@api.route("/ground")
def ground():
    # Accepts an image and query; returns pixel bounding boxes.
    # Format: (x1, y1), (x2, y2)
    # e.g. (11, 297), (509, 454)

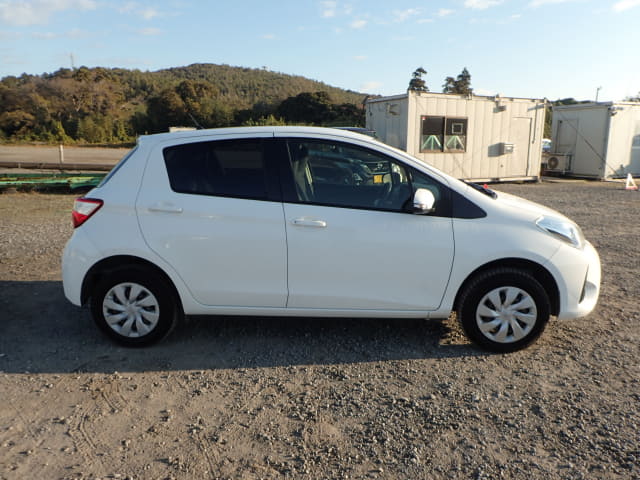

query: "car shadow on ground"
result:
(0, 281), (489, 374)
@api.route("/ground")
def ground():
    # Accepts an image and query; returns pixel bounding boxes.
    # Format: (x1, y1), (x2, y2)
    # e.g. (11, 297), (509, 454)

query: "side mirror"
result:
(412, 188), (436, 214)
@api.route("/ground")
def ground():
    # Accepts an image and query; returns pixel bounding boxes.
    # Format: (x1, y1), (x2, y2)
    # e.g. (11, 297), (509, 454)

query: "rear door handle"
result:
(148, 204), (183, 214)
(292, 218), (327, 228)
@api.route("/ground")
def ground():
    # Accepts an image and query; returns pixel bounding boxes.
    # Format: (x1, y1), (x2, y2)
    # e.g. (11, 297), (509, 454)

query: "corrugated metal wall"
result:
(606, 105), (640, 177)
(366, 95), (409, 151)
(367, 92), (545, 181)
(552, 103), (640, 179)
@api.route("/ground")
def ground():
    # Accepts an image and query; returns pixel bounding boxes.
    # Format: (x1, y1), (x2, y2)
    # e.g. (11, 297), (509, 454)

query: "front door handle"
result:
(292, 218), (327, 228)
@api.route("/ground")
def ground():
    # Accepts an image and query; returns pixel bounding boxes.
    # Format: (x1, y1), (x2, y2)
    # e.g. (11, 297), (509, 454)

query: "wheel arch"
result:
(453, 258), (560, 316)
(80, 255), (183, 313)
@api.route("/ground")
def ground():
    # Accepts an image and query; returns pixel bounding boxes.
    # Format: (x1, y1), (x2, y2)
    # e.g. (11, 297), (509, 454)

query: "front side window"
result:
(164, 139), (267, 199)
(287, 139), (416, 211)
(420, 116), (468, 153)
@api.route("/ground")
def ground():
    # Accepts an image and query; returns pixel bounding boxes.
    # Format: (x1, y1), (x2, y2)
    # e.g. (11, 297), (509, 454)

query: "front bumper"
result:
(548, 240), (601, 320)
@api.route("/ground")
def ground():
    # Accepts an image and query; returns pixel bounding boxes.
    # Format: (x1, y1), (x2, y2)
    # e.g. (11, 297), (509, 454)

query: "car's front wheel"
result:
(90, 267), (180, 346)
(457, 268), (550, 352)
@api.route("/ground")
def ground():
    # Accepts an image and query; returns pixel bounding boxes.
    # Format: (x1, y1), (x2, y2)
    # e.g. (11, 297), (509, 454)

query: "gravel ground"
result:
(0, 180), (638, 480)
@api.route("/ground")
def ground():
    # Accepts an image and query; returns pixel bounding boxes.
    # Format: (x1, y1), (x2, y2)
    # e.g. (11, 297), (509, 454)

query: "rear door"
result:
(278, 136), (455, 311)
(136, 134), (288, 308)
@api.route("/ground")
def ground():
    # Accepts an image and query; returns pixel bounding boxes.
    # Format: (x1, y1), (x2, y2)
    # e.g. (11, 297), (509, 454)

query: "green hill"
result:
(156, 63), (364, 107)
(0, 63), (367, 144)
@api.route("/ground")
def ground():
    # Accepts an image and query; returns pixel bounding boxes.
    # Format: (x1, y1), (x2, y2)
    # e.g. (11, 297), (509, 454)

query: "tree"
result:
(0, 64), (368, 142)
(0, 110), (36, 138)
(442, 76), (456, 94)
(146, 89), (189, 132)
(277, 91), (333, 124)
(408, 67), (428, 92)
(442, 67), (472, 95)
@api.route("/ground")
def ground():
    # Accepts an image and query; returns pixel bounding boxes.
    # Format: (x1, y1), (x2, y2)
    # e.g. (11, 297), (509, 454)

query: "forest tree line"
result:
(0, 63), (367, 144)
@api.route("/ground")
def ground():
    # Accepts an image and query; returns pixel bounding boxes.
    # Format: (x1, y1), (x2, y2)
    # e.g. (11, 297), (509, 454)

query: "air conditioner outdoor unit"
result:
(544, 153), (571, 172)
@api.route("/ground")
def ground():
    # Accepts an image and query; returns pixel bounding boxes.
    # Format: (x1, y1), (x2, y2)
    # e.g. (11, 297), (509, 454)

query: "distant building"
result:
(365, 91), (546, 182)
(546, 102), (640, 179)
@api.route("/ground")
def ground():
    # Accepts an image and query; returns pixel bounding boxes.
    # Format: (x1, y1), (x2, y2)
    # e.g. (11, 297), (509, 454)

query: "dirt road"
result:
(0, 181), (638, 479)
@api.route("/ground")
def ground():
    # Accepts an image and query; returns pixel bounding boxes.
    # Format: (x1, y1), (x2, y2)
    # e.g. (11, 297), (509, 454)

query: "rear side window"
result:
(164, 139), (267, 199)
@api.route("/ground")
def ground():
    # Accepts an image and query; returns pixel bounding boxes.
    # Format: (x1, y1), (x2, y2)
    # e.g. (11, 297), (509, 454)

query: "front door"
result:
(281, 138), (454, 311)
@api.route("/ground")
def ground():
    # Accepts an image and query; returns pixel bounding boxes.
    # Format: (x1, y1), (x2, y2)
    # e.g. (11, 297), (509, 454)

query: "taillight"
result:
(72, 198), (103, 228)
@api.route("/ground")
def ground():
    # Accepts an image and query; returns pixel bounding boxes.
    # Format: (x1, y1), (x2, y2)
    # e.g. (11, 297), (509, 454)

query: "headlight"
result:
(536, 216), (585, 249)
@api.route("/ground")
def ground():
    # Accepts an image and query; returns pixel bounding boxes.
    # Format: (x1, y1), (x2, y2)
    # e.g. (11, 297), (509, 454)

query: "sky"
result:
(0, 0), (639, 102)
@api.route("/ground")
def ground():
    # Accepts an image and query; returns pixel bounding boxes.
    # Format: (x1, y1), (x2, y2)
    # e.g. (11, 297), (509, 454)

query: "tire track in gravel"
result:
(189, 416), (219, 477)
(66, 376), (130, 474)
(98, 377), (129, 414)
(67, 401), (104, 472)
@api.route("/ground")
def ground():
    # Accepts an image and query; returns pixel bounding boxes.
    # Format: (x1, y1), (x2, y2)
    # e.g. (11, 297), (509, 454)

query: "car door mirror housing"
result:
(413, 188), (436, 214)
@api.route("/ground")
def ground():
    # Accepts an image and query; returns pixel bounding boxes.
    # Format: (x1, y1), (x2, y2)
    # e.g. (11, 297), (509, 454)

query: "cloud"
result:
(528, 0), (576, 7)
(393, 8), (422, 22)
(118, 2), (137, 14)
(353, 55), (367, 61)
(116, 2), (164, 21)
(139, 7), (159, 20)
(262, 33), (276, 40)
(417, 18), (434, 24)
(437, 8), (454, 16)
(350, 19), (367, 29)
(30, 28), (88, 38)
(0, 30), (22, 40)
(464, 0), (503, 8)
(31, 31), (57, 39)
(613, 0), (640, 11)
(320, 1), (337, 18)
(0, 0), (97, 26)
(361, 81), (382, 92)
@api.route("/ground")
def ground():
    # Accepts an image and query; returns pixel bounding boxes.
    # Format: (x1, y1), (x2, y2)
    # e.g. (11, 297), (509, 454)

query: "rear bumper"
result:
(62, 228), (98, 306)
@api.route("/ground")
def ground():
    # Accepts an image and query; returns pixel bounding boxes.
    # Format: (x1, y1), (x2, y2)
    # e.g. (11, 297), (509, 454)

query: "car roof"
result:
(137, 126), (375, 145)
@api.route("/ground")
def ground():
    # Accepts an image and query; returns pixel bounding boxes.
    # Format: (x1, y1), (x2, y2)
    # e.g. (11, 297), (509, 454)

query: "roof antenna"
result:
(187, 112), (204, 130)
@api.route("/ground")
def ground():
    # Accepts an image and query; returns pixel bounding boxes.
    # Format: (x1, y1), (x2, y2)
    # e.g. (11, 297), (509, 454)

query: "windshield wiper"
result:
(465, 181), (497, 199)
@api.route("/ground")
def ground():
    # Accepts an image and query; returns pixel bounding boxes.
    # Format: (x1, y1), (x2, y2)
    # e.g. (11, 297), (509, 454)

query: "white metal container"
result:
(551, 102), (640, 179)
(366, 91), (546, 182)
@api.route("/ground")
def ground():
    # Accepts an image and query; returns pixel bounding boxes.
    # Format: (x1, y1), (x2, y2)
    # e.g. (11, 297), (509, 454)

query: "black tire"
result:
(457, 268), (550, 353)
(90, 267), (180, 347)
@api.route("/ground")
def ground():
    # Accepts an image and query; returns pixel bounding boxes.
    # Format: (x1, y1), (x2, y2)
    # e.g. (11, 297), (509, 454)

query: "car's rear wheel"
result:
(90, 267), (179, 346)
(457, 268), (550, 352)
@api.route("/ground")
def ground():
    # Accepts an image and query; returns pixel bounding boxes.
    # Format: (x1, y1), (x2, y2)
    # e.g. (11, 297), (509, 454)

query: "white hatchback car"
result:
(62, 127), (600, 352)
